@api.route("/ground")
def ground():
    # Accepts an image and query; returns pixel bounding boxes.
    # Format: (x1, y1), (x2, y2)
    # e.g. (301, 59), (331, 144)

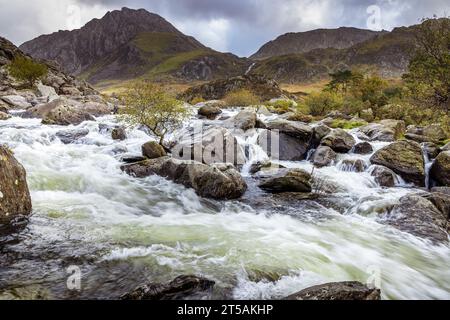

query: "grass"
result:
(132, 32), (178, 54)
(329, 119), (368, 130)
(146, 50), (209, 77)
(281, 80), (328, 94)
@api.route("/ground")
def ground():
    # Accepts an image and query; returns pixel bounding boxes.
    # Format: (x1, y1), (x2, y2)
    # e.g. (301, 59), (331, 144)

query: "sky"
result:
(0, 0), (448, 57)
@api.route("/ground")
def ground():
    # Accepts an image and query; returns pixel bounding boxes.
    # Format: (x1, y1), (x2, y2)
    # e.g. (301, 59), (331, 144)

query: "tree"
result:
(327, 70), (364, 94)
(119, 81), (191, 146)
(7, 56), (48, 88)
(303, 91), (343, 116)
(403, 17), (450, 110)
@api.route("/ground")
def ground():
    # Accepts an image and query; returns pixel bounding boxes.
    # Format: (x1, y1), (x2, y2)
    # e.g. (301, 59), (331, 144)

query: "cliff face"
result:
(251, 27), (385, 60)
(20, 7), (250, 84)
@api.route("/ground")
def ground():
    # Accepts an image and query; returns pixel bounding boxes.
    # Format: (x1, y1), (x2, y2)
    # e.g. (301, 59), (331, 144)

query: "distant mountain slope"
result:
(250, 23), (421, 83)
(20, 7), (250, 84)
(251, 27), (385, 60)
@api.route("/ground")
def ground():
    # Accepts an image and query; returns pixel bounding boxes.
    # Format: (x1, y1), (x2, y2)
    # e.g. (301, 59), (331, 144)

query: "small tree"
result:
(223, 89), (261, 107)
(403, 17), (450, 110)
(303, 91), (344, 116)
(7, 56), (48, 88)
(119, 81), (191, 146)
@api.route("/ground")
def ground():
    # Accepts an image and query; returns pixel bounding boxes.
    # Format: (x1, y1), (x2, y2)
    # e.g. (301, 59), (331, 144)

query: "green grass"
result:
(147, 50), (209, 77)
(132, 32), (178, 54)
(330, 119), (368, 130)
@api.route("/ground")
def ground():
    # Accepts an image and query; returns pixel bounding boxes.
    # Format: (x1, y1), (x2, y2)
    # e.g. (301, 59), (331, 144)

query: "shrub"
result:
(223, 89), (261, 107)
(7, 56), (48, 88)
(376, 103), (449, 128)
(329, 119), (368, 130)
(304, 91), (343, 116)
(190, 96), (205, 105)
(119, 81), (191, 146)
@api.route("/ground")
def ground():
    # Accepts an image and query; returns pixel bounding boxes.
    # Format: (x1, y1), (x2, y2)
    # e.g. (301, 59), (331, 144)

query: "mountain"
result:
(251, 27), (385, 60)
(249, 24), (421, 83)
(20, 7), (250, 85)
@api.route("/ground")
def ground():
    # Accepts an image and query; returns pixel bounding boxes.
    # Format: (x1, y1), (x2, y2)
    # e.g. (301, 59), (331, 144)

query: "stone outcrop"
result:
(122, 157), (247, 200)
(320, 129), (356, 153)
(259, 169), (312, 193)
(285, 282), (381, 300)
(430, 151), (450, 187)
(0, 145), (32, 224)
(370, 140), (425, 186)
(359, 120), (406, 142)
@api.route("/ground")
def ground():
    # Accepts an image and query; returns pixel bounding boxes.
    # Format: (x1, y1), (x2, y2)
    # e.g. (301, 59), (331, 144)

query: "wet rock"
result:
(111, 127), (127, 141)
(353, 142), (373, 155)
(122, 157), (247, 200)
(265, 119), (313, 141)
(82, 101), (113, 116)
(431, 187), (450, 196)
(369, 165), (397, 188)
(228, 109), (257, 131)
(55, 128), (89, 144)
(41, 104), (95, 126)
(418, 192), (450, 220)
(430, 151), (450, 187)
(359, 120), (405, 142)
(311, 146), (336, 168)
(0, 145), (32, 224)
(422, 142), (440, 159)
(259, 169), (312, 193)
(441, 142), (450, 152)
(311, 125), (332, 147)
(121, 275), (215, 300)
(320, 128), (356, 153)
(340, 159), (366, 172)
(386, 195), (448, 243)
(0, 111), (11, 120)
(198, 104), (222, 119)
(285, 282), (381, 300)
(406, 124), (447, 143)
(1, 95), (31, 109)
(0, 99), (9, 113)
(121, 155), (147, 164)
(142, 141), (167, 159)
(258, 129), (309, 161)
(173, 127), (245, 167)
(370, 140), (425, 187)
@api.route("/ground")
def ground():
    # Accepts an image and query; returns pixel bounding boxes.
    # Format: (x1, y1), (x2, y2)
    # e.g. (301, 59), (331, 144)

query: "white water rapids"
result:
(0, 110), (449, 300)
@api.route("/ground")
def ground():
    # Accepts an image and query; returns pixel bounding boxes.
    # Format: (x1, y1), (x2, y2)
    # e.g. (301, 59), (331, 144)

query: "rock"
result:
(198, 104), (222, 119)
(36, 83), (59, 102)
(430, 151), (450, 187)
(55, 128), (89, 144)
(339, 159), (366, 172)
(265, 119), (313, 140)
(441, 142), (450, 152)
(370, 140), (425, 187)
(311, 146), (336, 168)
(82, 101), (113, 116)
(422, 142), (440, 159)
(326, 110), (351, 120)
(359, 120), (405, 142)
(173, 127), (246, 167)
(320, 129), (356, 153)
(259, 169), (312, 193)
(406, 124), (447, 143)
(41, 104), (95, 126)
(369, 165), (397, 188)
(431, 187), (450, 196)
(249, 161), (284, 174)
(360, 108), (374, 122)
(121, 155), (147, 164)
(142, 141), (167, 159)
(0, 111), (11, 120)
(353, 142), (373, 155)
(418, 192), (450, 220)
(285, 282), (381, 300)
(386, 195), (448, 243)
(0, 145), (32, 224)
(0, 99), (9, 113)
(258, 129), (309, 161)
(111, 127), (127, 141)
(60, 86), (81, 96)
(311, 125), (332, 147)
(122, 157), (247, 200)
(228, 109), (257, 131)
(121, 275), (215, 300)
(23, 98), (67, 118)
(1, 95), (31, 109)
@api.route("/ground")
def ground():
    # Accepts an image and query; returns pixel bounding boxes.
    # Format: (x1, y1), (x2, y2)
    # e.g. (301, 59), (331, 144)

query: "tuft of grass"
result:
(330, 119), (368, 130)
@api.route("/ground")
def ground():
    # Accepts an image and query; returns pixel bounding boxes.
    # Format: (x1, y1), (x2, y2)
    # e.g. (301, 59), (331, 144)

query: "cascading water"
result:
(0, 112), (449, 300)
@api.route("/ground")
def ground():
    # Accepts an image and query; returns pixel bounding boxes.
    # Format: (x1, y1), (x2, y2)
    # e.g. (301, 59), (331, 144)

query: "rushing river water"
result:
(0, 110), (449, 300)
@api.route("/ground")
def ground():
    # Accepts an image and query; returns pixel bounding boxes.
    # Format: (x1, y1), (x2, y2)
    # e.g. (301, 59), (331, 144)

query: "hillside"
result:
(20, 7), (250, 85)
(249, 23), (422, 83)
(251, 27), (385, 60)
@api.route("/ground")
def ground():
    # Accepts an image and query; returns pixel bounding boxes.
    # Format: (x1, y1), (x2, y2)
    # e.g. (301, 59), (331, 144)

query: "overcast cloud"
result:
(0, 0), (448, 56)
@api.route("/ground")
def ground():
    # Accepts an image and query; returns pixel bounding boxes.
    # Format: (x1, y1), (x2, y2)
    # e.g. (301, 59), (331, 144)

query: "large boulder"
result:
(121, 275), (215, 300)
(370, 140), (425, 186)
(198, 104), (222, 119)
(122, 157), (247, 200)
(1, 95), (31, 109)
(0, 145), (32, 224)
(285, 282), (380, 300)
(142, 141), (167, 159)
(258, 129), (309, 161)
(359, 120), (405, 142)
(0, 111), (11, 120)
(82, 102), (113, 116)
(386, 195), (448, 243)
(406, 124), (447, 144)
(320, 129), (356, 153)
(353, 142), (373, 155)
(173, 127), (246, 167)
(430, 151), (450, 187)
(265, 119), (313, 141)
(339, 159), (366, 173)
(55, 128), (89, 144)
(226, 109), (257, 131)
(311, 146), (336, 168)
(311, 125), (332, 147)
(369, 165), (397, 188)
(111, 127), (127, 141)
(41, 104), (95, 126)
(259, 169), (312, 193)
(36, 83), (59, 102)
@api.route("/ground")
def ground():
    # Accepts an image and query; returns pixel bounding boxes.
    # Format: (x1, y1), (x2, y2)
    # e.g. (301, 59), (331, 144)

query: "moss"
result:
(438, 139), (450, 147)
(146, 50), (209, 77)
(330, 119), (368, 130)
